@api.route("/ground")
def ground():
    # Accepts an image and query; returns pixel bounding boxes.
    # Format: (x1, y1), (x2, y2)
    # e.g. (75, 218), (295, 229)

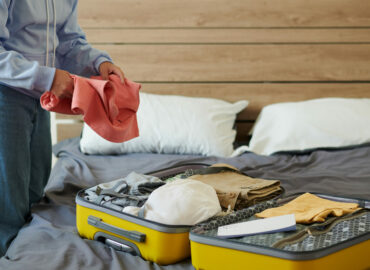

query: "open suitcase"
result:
(76, 162), (284, 265)
(190, 194), (370, 270)
(76, 163), (208, 265)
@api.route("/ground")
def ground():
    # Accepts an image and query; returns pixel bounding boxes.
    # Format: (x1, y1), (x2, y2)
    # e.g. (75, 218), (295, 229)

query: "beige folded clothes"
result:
(256, 192), (361, 224)
(188, 163), (282, 210)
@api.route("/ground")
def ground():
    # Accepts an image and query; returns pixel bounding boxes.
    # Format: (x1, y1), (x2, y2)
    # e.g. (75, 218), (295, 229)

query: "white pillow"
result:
(247, 98), (370, 155)
(80, 92), (248, 157)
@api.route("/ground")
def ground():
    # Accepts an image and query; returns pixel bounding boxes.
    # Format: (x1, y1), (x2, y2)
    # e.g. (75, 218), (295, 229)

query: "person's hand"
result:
(50, 69), (74, 98)
(99, 61), (125, 83)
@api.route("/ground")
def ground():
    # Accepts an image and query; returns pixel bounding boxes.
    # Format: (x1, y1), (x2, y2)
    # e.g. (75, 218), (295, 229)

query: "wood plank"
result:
(55, 113), (83, 120)
(85, 28), (370, 44)
(57, 123), (83, 142)
(55, 82), (370, 142)
(94, 44), (370, 82)
(55, 83), (370, 121)
(235, 122), (254, 142)
(140, 83), (370, 120)
(78, 0), (370, 28)
(55, 121), (251, 143)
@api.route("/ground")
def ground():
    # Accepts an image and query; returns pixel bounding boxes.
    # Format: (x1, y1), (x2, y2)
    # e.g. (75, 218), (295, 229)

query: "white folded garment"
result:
(140, 179), (222, 225)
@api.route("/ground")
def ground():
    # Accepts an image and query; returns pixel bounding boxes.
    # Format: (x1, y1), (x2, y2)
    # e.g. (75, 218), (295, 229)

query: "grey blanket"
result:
(1, 137), (369, 270)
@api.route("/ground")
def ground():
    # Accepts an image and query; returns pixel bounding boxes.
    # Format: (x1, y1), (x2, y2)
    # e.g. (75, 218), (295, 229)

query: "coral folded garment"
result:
(256, 193), (361, 224)
(40, 75), (140, 143)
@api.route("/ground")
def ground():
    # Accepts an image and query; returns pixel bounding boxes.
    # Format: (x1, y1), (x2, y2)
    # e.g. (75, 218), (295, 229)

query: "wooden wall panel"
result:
(235, 122), (254, 142)
(54, 0), (370, 143)
(78, 0), (370, 27)
(56, 114), (82, 120)
(84, 29), (370, 44)
(95, 44), (370, 82)
(56, 83), (370, 121)
(56, 123), (83, 142)
(55, 118), (254, 143)
(139, 83), (370, 120)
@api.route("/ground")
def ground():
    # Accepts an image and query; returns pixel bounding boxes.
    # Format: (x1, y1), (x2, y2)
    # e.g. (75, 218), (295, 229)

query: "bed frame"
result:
(53, 0), (370, 144)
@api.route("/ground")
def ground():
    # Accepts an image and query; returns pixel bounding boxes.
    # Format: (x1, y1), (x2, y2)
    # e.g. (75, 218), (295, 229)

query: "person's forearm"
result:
(0, 47), (55, 92)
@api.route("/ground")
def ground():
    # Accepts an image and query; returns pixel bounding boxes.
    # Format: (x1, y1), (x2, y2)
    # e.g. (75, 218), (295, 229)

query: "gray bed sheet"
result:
(1, 137), (369, 270)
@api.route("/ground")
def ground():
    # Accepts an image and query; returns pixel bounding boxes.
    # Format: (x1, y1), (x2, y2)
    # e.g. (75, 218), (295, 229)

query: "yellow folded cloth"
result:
(255, 193), (360, 224)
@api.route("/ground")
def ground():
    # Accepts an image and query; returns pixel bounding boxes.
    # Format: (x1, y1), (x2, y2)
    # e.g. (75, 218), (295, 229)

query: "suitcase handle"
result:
(105, 238), (135, 253)
(88, 215), (146, 242)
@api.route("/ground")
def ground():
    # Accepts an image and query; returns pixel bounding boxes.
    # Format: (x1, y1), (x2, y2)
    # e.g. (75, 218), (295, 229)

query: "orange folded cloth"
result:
(40, 75), (140, 143)
(256, 193), (360, 224)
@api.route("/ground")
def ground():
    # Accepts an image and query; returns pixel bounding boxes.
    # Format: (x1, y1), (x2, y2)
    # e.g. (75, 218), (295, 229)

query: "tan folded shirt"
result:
(256, 192), (361, 224)
(188, 163), (282, 210)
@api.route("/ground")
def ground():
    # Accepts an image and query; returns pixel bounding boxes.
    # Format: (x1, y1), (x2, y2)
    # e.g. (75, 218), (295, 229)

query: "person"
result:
(0, 0), (125, 256)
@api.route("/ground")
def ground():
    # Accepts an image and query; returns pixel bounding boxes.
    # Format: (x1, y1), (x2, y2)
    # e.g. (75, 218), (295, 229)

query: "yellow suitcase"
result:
(76, 163), (207, 265)
(190, 194), (370, 270)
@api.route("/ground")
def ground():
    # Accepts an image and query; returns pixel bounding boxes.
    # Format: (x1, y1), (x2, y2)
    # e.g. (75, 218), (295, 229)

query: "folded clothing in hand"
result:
(256, 192), (361, 223)
(40, 74), (140, 143)
(186, 163), (282, 210)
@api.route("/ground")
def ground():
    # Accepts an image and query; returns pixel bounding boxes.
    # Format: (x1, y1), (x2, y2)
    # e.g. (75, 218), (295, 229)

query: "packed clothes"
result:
(84, 172), (165, 211)
(137, 179), (222, 225)
(82, 164), (285, 225)
(185, 163), (282, 210)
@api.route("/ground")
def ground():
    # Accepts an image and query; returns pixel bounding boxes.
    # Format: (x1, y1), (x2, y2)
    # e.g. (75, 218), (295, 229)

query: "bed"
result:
(1, 0), (370, 269)
(1, 137), (369, 270)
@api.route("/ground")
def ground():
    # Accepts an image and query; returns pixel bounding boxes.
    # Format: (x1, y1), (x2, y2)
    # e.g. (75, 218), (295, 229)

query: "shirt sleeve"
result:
(0, 0), (55, 93)
(56, 0), (113, 77)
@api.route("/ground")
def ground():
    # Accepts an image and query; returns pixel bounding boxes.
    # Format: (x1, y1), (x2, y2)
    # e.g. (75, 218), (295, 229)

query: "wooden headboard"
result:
(53, 0), (370, 144)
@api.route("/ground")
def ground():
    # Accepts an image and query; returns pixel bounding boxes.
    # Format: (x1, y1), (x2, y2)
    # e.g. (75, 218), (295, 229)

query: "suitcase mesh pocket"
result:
(283, 211), (370, 251)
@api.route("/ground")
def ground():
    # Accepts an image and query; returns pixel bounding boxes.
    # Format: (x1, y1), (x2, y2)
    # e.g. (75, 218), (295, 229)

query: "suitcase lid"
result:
(190, 194), (370, 261)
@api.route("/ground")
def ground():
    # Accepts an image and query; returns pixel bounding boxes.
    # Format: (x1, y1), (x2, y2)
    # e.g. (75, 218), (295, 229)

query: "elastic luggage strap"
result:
(182, 166), (244, 178)
(191, 199), (278, 233)
(272, 208), (370, 249)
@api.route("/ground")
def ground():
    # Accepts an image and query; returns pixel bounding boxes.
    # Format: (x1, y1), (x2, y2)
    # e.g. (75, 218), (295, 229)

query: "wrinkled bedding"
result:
(1, 137), (369, 270)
